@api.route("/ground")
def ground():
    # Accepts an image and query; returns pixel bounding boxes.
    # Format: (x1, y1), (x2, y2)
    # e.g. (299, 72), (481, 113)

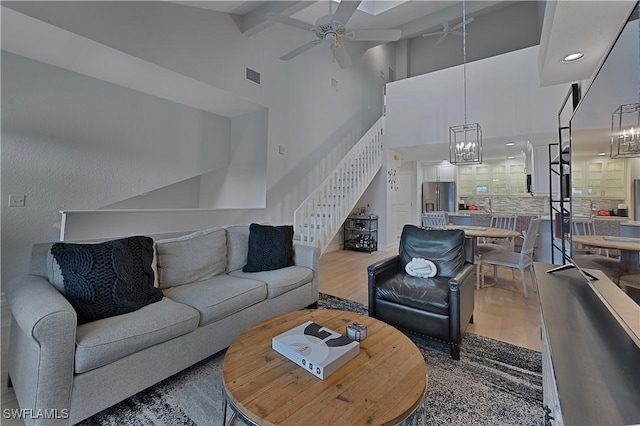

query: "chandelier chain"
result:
(463, 0), (467, 126)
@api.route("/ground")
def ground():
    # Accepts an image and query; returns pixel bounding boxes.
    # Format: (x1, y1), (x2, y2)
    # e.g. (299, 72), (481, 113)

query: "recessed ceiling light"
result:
(562, 52), (584, 63)
(598, 152), (606, 156)
(505, 142), (515, 146)
(507, 156), (515, 159)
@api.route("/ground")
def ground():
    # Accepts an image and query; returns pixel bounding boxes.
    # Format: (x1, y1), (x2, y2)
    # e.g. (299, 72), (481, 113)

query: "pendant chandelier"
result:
(449, 0), (482, 165)
(610, 8), (640, 158)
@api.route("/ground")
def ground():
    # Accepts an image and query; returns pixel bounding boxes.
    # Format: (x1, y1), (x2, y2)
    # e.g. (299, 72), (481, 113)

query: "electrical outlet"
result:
(8, 195), (26, 207)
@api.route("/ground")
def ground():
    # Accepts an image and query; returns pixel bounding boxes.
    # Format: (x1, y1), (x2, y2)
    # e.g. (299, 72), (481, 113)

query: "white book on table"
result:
(272, 321), (360, 379)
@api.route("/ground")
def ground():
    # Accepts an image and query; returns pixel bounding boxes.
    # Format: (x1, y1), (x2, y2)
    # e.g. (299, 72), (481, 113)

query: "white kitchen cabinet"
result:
(457, 162), (526, 195)
(458, 167), (473, 196)
(572, 158), (626, 198)
(436, 164), (456, 181)
(422, 164), (456, 182)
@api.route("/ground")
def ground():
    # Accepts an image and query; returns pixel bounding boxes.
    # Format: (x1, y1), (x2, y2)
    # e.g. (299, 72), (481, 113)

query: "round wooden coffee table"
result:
(222, 309), (428, 425)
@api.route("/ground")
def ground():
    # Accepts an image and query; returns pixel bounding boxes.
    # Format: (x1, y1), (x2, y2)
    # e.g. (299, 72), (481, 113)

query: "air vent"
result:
(330, 77), (339, 89)
(245, 67), (261, 85)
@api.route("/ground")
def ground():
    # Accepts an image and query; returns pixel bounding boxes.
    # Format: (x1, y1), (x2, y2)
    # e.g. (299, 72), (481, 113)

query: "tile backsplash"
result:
(460, 196), (627, 217)
(460, 196), (549, 214)
(571, 198), (626, 217)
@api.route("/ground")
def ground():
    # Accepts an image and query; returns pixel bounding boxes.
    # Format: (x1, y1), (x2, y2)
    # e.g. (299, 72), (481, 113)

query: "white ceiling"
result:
(171, 0), (635, 86)
(3, 0), (637, 160)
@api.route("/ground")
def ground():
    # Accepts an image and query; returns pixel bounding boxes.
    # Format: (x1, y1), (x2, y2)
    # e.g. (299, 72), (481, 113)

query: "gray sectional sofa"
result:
(6, 224), (319, 425)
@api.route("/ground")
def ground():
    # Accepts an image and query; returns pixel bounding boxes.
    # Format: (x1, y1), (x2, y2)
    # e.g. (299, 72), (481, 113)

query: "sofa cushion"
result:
(243, 224), (295, 272)
(48, 241), (161, 290)
(374, 272), (450, 316)
(225, 224), (250, 272)
(162, 275), (267, 326)
(229, 266), (313, 299)
(74, 297), (199, 373)
(50, 236), (163, 325)
(156, 227), (227, 288)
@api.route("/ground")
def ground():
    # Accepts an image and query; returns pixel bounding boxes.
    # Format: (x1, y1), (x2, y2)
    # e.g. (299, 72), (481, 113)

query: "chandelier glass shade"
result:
(611, 7), (640, 159)
(611, 103), (640, 158)
(449, 0), (482, 165)
(450, 123), (482, 164)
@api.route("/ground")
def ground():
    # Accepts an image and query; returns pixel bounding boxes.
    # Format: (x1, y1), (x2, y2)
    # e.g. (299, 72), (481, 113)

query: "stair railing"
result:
(294, 116), (384, 253)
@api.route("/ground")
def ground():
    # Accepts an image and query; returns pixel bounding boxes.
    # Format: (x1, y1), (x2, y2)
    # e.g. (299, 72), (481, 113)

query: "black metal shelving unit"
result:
(549, 83), (580, 264)
(343, 215), (378, 253)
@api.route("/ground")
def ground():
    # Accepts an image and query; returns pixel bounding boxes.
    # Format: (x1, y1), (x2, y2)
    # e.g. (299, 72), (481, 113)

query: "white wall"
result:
(407, 2), (542, 78)
(1, 52), (233, 288)
(386, 46), (567, 149)
(104, 177), (202, 209)
(0, 3), (394, 287)
(200, 108), (269, 209)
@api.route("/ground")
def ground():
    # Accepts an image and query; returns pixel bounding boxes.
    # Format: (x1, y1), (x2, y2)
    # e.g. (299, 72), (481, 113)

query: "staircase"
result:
(293, 116), (384, 254)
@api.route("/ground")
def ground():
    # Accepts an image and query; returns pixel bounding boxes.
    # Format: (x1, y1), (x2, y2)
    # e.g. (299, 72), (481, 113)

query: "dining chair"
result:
(572, 218), (602, 255)
(619, 274), (640, 295)
(421, 212), (448, 230)
(477, 214), (518, 254)
(481, 218), (541, 298)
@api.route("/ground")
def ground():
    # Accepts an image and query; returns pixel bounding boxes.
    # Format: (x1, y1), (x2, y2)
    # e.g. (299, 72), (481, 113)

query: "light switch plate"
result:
(8, 195), (26, 207)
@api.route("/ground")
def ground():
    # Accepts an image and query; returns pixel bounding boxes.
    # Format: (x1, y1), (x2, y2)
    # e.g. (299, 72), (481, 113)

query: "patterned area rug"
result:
(79, 294), (543, 425)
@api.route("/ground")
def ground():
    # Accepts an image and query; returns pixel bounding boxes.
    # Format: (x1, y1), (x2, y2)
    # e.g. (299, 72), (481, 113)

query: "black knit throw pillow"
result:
(243, 224), (295, 272)
(51, 236), (163, 325)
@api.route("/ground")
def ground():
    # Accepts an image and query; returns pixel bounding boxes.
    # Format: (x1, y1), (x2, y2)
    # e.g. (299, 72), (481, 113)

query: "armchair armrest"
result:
(448, 263), (476, 344)
(367, 255), (400, 316)
(6, 275), (77, 425)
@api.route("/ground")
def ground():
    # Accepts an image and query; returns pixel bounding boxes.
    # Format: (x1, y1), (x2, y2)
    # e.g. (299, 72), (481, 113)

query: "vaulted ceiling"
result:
(2, 0), (637, 162)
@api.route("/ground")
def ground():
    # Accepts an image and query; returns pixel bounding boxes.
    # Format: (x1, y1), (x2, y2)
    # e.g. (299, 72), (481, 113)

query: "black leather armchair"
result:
(368, 225), (475, 360)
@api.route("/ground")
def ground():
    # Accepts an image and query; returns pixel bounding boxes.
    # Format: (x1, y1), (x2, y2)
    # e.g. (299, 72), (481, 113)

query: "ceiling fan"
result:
(422, 17), (475, 45)
(266, 0), (401, 69)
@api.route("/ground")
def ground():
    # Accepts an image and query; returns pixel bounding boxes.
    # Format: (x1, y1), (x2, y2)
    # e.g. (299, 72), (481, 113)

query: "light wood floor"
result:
(319, 248), (542, 352)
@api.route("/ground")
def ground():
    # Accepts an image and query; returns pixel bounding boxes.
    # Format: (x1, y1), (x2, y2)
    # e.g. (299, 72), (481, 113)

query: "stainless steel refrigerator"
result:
(422, 181), (456, 213)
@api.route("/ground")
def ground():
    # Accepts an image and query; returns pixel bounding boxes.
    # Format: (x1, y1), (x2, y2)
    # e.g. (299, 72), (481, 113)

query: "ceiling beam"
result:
(233, 1), (316, 37)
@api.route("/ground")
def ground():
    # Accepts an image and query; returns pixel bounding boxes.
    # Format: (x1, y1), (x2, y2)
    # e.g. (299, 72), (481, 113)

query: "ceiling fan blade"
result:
(332, 0), (361, 26)
(451, 17), (474, 31)
(266, 12), (315, 32)
(422, 31), (446, 37)
(345, 29), (401, 42)
(280, 40), (321, 60)
(435, 33), (448, 45)
(331, 42), (353, 69)
(450, 31), (463, 36)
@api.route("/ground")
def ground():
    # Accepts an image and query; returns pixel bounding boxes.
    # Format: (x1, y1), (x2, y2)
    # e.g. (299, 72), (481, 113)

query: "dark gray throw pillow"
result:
(50, 236), (163, 325)
(243, 224), (295, 272)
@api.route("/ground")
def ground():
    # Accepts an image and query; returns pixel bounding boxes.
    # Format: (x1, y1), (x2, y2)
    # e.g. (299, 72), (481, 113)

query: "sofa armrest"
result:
(367, 255), (400, 317)
(6, 275), (77, 426)
(293, 243), (319, 270)
(293, 244), (320, 301)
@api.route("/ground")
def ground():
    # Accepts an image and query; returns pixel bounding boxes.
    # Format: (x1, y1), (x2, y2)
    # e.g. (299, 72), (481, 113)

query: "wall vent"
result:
(245, 67), (261, 85)
(330, 77), (339, 89)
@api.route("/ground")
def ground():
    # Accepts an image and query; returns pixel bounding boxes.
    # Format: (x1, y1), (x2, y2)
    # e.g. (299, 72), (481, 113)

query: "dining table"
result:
(446, 224), (522, 240)
(446, 225), (522, 288)
(571, 235), (640, 275)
